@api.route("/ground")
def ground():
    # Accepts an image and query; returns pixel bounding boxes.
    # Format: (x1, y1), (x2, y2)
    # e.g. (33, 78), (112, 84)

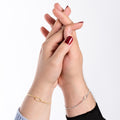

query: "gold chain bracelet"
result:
(27, 93), (51, 105)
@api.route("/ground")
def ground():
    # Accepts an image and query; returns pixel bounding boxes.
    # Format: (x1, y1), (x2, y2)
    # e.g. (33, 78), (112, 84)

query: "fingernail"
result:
(66, 5), (69, 8)
(65, 36), (73, 45)
(78, 21), (84, 23)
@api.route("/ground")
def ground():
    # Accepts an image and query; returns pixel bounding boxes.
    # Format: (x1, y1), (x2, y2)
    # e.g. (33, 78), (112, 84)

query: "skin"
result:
(41, 3), (96, 117)
(20, 3), (96, 120)
(20, 8), (83, 120)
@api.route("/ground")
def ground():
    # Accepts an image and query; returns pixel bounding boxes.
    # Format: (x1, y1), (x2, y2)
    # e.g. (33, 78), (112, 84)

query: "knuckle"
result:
(50, 59), (58, 67)
(41, 42), (49, 54)
(64, 26), (71, 32)
(42, 42), (47, 50)
(60, 44), (67, 51)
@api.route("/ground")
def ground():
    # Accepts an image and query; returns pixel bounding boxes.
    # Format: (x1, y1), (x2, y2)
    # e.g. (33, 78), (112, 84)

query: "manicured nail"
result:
(78, 21), (84, 23)
(65, 36), (73, 45)
(66, 5), (69, 8)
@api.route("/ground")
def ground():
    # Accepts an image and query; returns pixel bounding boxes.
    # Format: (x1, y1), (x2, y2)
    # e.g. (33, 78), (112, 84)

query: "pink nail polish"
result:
(65, 36), (73, 45)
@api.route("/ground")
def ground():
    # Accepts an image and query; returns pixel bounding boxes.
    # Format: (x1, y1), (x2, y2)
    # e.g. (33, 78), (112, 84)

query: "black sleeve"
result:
(66, 103), (105, 120)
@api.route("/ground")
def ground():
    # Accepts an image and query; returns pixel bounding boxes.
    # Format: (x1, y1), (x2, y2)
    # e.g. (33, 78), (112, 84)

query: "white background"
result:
(0, 0), (120, 120)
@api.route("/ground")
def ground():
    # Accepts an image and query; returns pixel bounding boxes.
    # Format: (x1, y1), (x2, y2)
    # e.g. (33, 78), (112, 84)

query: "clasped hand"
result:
(34, 3), (84, 91)
(20, 3), (96, 120)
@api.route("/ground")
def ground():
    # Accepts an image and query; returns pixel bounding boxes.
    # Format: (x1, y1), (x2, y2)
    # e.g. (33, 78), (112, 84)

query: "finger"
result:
(71, 22), (84, 30)
(52, 21), (82, 62)
(47, 22), (82, 45)
(40, 26), (50, 38)
(44, 28), (64, 55)
(42, 6), (75, 38)
(53, 8), (73, 25)
(44, 22), (82, 57)
(54, 3), (63, 11)
(46, 4), (71, 39)
(43, 3), (66, 28)
(40, 27), (49, 37)
(64, 22), (84, 39)
(44, 14), (56, 27)
(54, 3), (71, 16)
(52, 36), (73, 63)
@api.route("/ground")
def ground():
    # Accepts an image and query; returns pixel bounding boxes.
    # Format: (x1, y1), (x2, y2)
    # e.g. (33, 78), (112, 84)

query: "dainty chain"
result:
(65, 90), (91, 110)
(27, 94), (51, 104)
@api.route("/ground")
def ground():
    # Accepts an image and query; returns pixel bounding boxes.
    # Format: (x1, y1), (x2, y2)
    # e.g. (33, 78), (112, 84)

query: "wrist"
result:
(28, 79), (55, 101)
(60, 78), (89, 106)
(60, 75), (85, 93)
(60, 77), (96, 117)
(20, 79), (54, 120)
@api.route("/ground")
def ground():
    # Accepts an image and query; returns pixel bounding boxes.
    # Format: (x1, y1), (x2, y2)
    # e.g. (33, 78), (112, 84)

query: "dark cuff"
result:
(66, 103), (105, 120)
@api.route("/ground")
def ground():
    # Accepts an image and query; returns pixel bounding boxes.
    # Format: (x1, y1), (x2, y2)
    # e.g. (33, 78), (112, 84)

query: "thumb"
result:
(52, 36), (73, 63)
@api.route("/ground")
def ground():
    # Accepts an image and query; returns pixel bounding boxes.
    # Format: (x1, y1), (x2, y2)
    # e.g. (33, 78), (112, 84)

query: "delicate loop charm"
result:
(27, 94), (51, 104)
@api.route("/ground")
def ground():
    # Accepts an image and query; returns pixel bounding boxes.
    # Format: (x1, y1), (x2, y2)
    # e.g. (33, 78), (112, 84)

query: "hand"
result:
(20, 16), (82, 120)
(52, 4), (96, 116)
(41, 3), (96, 117)
(41, 3), (85, 91)
(30, 19), (82, 95)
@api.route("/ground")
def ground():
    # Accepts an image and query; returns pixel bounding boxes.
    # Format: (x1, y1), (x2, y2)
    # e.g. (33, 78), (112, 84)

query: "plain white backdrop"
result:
(0, 0), (120, 119)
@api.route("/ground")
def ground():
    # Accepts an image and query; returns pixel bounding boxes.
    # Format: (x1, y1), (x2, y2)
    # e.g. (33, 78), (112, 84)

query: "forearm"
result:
(61, 78), (96, 117)
(20, 79), (54, 120)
